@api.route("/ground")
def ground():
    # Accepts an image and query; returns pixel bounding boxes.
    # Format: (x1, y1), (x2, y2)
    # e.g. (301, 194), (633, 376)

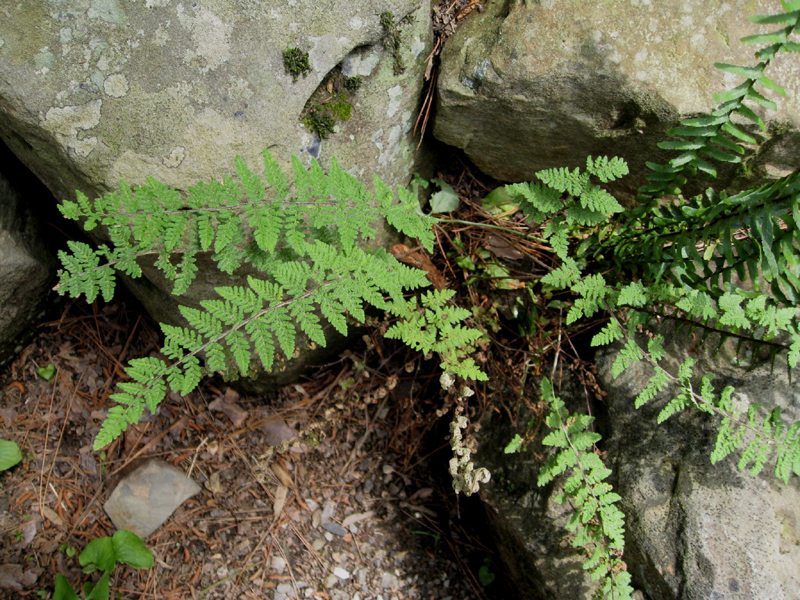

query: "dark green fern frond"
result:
(639, 5), (800, 200)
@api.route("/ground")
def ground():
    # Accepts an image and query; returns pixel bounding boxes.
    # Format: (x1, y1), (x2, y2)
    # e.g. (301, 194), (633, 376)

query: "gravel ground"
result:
(0, 300), (497, 600)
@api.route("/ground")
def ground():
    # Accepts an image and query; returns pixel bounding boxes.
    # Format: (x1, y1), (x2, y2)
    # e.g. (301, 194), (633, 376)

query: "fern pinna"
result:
(56, 151), (484, 450)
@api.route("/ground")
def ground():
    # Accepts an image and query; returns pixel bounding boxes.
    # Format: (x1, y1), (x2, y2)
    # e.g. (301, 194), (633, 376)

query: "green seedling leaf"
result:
(504, 434), (524, 454)
(482, 186), (518, 215)
(79, 536), (116, 573)
(38, 364), (56, 381)
(112, 530), (154, 569)
(479, 558), (496, 585)
(429, 178), (460, 213)
(53, 574), (80, 600)
(0, 439), (22, 471)
(85, 571), (110, 600)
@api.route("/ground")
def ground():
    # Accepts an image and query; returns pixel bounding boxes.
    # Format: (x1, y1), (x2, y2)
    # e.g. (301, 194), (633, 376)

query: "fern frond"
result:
(537, 378), (634, 600)
(639, 7), (800, 200)
(537, 166), (591, 196)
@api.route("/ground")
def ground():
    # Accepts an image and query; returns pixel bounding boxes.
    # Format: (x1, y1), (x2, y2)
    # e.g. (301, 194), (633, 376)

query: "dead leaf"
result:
(341, 511), (376, 528)
(390, 244), (447, 290)
(17, 519), (38, 547)
(4, 381), (24, 395)
(0, 564), (37, 591)
(484, 234), (525, 261)
(271, 463), (293, 488)
(41, 506), (65, 529)
(256, 408), (296, 446)
(0, 407), (17, 425)
(208, 390), (249, 428)
(272, 484), (288, 521)
(205, 472), (223, 495)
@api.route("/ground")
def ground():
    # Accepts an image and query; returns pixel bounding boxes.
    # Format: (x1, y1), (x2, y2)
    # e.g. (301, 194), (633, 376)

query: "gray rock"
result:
(0, 0), (433, 387)
(595, 331), (800, 600)
(434, 0), (800, 194)
(321, 521), (349, 537)
(0, 172), (56, 368)
(104, 458), (201, 538)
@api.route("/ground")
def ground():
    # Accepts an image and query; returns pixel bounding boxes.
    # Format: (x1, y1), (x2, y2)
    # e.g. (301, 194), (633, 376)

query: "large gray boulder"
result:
(475, 334), (800, 600)
(595, 333), (800, 600)
(0, 0), (432, 383)
(434, 0), (800, 194)
(0, 171), (56, 368)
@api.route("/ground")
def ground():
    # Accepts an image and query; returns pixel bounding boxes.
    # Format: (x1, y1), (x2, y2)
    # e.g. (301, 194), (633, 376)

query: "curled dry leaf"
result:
(272, 484), (288, 521)
(208, 388), (249, 428)
(390, 244), (447, 290)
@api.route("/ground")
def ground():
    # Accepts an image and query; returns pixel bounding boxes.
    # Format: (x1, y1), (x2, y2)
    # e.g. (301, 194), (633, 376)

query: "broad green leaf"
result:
(85, 571), (111, 600)
(53, 575), (81, 600)
(429, 178), (460, 214)
(79, 536), (116, 573)
(113, 530), (154, 569)
(38, 363), (56, 381)
(0, 439), (22, 471)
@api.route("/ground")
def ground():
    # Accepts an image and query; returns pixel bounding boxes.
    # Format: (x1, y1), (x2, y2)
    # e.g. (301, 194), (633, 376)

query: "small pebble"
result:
(322, 521), (348, 536)
(324, 574), (338, 588)
(271, 556), (287, 574)
(380, 572), (397, 589)
(321, 502), (336, 522)
(311, 537), (326, 551)
(333, 567), (350, 579)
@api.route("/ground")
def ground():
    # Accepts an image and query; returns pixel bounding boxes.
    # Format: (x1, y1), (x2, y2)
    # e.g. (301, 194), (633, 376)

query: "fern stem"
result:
(433, 217), (548, 245)
(631, 307), (791, 352)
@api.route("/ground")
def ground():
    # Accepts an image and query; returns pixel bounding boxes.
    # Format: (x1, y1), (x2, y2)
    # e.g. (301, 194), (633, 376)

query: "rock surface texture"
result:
(474, 377), (608, 600)
(0, 172), (55, 368)
(0, 0), (431, 384)
(104, 458), (201, 538)
(475, 334), (800, 600)
(595, 334), (800, 600)
(434, 0), (800, 193)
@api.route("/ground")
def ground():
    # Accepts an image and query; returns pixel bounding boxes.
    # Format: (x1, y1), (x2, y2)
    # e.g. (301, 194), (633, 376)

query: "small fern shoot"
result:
(537, 378), (634, 600)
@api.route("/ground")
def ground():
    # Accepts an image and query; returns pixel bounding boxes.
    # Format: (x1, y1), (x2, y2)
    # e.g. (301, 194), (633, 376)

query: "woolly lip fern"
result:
(56, 151), (484, 450)
(535, 378), (634, 600)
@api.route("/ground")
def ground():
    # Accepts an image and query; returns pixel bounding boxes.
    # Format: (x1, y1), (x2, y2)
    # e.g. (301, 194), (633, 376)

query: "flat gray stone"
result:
(104, 458), (201, 538)
(321, 521), (348, 537)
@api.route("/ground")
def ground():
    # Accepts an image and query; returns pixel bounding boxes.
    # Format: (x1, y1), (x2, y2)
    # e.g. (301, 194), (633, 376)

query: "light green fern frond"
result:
(537, 378), (634, 600)
(57, 150), (435, 301)
(385, 289), (488, 381)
